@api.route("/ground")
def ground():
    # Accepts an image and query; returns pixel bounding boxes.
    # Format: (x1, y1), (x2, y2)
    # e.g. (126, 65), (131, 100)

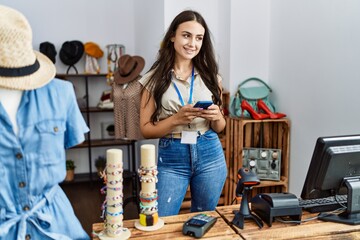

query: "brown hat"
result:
(0, 5), (55, 90)
(84, 42), (103, 58)
(114, 55), (145, 84)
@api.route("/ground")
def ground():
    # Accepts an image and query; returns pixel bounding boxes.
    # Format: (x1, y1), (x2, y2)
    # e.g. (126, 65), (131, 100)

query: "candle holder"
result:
(134, 144), (164, 231)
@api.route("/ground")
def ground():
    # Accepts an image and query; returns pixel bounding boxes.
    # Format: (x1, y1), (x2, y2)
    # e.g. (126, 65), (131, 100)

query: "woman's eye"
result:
(196, 36), (203, 41)
(183, 34), (190, 38)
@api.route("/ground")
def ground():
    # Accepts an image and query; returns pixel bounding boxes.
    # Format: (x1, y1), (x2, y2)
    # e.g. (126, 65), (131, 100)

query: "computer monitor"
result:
(301, 134), (360, 224)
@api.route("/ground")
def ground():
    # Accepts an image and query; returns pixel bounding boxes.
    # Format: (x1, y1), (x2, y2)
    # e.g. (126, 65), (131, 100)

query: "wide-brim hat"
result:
(0, 5), (56, 90)
(59, 40), (84, 66)
(114, 54), (145, 84)
(84, 42), (103, 58)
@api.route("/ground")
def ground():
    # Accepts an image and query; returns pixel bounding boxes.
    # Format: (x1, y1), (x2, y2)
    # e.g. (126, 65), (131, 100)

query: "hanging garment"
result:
(112, 76), (143, 140)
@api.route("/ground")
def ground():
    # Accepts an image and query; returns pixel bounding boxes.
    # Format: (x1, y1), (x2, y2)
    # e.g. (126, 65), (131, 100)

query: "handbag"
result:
(229, 77), (275, 118)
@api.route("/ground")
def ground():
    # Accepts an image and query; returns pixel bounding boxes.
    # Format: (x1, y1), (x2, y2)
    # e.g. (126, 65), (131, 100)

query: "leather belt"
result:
(164, 133), (182, 139)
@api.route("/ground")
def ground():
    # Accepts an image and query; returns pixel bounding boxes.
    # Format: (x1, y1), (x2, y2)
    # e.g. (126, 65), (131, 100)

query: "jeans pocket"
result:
(158, 138), (173, 149)
(201, 129), (218, 140)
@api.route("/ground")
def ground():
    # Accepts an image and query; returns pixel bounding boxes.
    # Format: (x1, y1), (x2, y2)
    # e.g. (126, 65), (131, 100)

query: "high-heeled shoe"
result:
(257, 99), (286, 119)
(241, 100), (269, 120)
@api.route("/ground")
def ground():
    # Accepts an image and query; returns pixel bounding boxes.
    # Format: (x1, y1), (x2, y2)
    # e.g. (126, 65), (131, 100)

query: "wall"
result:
(269, 0), (360, 195)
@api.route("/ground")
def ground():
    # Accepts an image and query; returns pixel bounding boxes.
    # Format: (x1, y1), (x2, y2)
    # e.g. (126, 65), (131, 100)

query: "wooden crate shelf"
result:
(223, 117), (290, 205)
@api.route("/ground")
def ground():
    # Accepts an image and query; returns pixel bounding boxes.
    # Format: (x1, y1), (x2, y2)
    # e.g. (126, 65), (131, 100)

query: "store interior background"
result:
(3, 0), (360, 197)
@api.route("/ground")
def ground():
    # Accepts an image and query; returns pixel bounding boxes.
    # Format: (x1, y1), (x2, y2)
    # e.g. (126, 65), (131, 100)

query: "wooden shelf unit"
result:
(224, 117), (290, 205)
(56, 73), (137, 183)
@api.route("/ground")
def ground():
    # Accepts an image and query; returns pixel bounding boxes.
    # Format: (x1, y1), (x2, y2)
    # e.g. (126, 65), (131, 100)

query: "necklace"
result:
(174, 68), (192, 81)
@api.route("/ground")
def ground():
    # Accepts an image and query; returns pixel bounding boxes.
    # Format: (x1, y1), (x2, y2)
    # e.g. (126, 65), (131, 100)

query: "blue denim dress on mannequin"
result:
(156, 129), (227, 216)
(0, 80), (89, 240)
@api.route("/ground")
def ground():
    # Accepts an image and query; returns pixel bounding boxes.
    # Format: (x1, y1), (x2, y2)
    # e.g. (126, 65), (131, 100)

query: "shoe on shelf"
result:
(257, 99), (286, 119)
(241, 100), (269, 120)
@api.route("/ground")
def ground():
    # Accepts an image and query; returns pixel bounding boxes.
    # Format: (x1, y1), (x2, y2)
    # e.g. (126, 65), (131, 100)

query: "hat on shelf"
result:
(84, 42), (103, 58)
(39, 41), (57, 64)
(114, 54), (145, 84)
(59, 40), (84, 74)
(0, 5), (56, 90)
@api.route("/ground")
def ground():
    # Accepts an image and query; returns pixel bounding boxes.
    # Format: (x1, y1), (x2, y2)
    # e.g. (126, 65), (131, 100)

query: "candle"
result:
(141, 144), (156, 167)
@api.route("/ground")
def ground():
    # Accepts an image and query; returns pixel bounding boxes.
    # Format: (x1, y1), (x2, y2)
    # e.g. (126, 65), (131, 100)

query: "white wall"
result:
(269, 0), (360, 195)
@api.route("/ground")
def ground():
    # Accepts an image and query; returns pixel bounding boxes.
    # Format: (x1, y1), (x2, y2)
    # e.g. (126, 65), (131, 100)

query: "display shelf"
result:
(56, 73), (137, 184)
(224, 117), (290, 205)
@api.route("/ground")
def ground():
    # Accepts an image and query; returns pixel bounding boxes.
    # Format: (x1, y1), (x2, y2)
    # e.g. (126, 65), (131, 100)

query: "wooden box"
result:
(224, 117), (290, 205)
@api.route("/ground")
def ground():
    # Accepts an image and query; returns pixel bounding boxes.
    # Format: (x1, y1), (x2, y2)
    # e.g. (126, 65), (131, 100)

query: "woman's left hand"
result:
(199, 104), (223, 121)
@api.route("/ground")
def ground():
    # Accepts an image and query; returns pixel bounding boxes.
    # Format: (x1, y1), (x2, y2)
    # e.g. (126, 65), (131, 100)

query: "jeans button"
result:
(25, 234), (31, 240)
(23, 205), (30, 211)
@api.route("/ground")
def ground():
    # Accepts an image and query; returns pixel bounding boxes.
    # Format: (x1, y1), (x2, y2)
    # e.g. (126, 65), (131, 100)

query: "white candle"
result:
(141, 144), (156, 167)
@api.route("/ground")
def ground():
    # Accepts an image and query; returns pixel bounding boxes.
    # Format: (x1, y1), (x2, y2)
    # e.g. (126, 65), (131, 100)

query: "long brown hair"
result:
(143, 10), (222, 123)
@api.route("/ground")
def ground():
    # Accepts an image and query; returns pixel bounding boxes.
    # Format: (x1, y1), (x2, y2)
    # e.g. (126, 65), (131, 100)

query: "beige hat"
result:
(0, 5), (56, 90)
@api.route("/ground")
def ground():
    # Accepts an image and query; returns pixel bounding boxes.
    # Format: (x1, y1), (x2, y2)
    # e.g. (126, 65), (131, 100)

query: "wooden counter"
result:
(92, 211), (239, 239)
(93, 204), (360, 239)
(216, 204), (360, 240)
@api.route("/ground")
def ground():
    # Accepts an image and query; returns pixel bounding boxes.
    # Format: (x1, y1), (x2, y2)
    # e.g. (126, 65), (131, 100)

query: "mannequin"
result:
(0, 88), (23, 135)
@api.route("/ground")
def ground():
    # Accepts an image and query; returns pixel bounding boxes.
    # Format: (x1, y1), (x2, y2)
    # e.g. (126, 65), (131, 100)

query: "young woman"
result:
(139, 10), (227, 216)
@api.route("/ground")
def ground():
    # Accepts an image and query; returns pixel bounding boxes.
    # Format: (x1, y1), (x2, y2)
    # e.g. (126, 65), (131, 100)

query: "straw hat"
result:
(0, 5), (56, 90)
(114, 55), (145, 84)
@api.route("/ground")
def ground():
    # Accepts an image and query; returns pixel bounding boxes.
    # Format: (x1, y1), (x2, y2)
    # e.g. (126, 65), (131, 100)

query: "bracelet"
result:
(107, 170), (123, 176)
(107, 163), (123, 168)
(101, 200), (123, 210)
(138, 168), (158, 176)
(105, 228), (127, 235)
(106, 210), (123, 217)
(139, 176), (158, 183)
(140, 195), (158, 202)
(139, 165), (157, 171)
(105, 222), (123, 229)
(140, 190), (158, 198)
(140, 202), (158, 213)
(101, 186), (122, 194)
(106, 194), (123, 201)
(108, 179), (123, 185)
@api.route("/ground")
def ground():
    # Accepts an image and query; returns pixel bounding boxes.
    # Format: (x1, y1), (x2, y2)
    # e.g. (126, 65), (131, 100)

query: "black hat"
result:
(39, 41), (57, 64)
(59, 40), (84, 66)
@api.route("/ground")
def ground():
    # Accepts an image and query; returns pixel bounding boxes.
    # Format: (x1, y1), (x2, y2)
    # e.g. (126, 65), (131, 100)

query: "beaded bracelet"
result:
(106, 194), (123, 201)
(107, 170), (123, 176)
(105, 228), (127, 236)
(139, 165), (157, 171)
(106, 210), (123, 216)
(139, 176), (158, 183)
(105, 222), (123, 229)
(107, 163), (123, 168)
(137, 168), (158, 176)
(108, 179), (123, 185)
(107, 186), (123, 191)
(100, 186), (122, 195)
(139, 190), (158, 198)
(140, 202), (158, 212)
(140, 195), (158, 202)
(101, 200), (123, 210)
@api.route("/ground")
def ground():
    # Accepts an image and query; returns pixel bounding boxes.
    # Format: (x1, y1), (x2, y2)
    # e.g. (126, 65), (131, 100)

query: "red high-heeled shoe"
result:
(241, 100), (269, 120)
(257, 99), (286, 119)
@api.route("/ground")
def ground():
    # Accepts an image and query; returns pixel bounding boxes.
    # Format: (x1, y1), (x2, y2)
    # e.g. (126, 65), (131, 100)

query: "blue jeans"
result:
(157, 129), (227, 216)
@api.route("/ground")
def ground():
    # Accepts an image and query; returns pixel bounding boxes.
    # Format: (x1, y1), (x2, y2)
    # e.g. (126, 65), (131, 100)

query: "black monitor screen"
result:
(301, 134), (360, 225)
(301, 134), (360, 199)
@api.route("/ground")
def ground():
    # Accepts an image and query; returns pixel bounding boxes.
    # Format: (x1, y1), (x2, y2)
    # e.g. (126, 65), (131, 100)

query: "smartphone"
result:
(193, 101), (213, 109)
